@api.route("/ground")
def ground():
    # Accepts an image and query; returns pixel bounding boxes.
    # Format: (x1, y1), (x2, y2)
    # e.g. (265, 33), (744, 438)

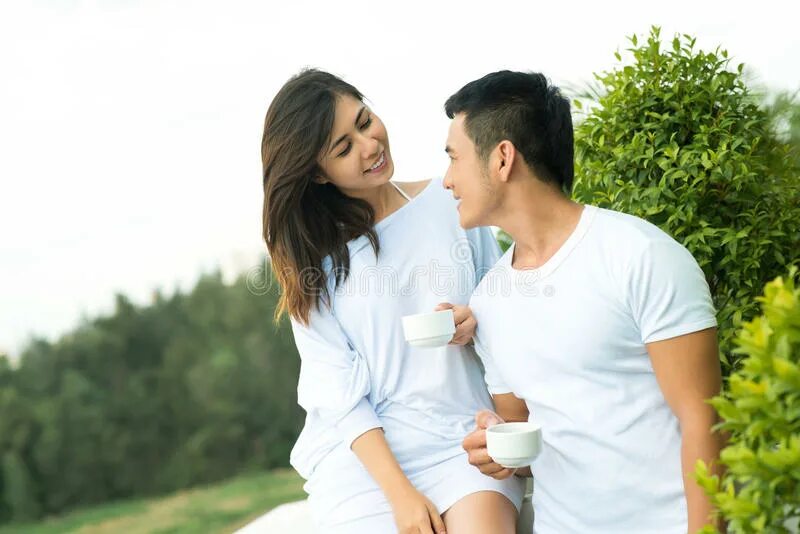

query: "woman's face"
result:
(317, 94), (394, 196)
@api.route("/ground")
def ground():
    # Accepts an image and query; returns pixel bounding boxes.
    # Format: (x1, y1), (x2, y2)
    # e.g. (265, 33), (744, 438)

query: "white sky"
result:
(1, 0), (798, 358)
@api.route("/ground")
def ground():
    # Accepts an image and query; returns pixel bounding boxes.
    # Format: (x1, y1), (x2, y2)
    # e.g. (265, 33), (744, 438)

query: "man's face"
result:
(443, 114), (498, 229)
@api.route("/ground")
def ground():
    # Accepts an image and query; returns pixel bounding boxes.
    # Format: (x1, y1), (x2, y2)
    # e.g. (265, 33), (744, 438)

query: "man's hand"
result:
(434, 303), (477, 346)
(462, 410), (517, 480)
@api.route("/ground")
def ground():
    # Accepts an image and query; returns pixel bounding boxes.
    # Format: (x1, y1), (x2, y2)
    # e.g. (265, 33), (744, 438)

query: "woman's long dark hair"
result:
(261, 69), (380, 325)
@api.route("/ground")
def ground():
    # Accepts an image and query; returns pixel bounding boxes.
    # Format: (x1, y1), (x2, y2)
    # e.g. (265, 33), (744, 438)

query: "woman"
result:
(261, 69), (523, 533)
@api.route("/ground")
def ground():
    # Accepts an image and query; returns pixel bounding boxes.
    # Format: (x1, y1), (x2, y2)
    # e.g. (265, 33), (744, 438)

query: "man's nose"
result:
(443, 172), (453, 190)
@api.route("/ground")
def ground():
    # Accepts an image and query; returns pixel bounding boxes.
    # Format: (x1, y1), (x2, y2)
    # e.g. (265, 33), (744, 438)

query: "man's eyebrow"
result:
(329, 106), (367, 154)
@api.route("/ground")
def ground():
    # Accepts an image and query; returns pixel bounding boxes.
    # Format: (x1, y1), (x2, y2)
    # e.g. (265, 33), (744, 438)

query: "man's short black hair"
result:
(445, 71), (574, 193)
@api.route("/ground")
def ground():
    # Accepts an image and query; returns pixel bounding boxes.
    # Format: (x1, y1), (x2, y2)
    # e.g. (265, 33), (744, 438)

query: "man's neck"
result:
(494, 180), (583, 270)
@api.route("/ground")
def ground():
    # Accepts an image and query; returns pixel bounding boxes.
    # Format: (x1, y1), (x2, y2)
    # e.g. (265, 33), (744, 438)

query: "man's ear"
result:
(494, 140), (516, 183)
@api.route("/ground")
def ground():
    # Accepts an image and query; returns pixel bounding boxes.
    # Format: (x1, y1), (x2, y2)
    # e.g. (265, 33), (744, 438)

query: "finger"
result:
(475, 410), (504, 429)
(479, 462), (508, 476)
(434, 302), (454, 312)
(490, 468), (517, 480)
(449, 332), (470, 346)
(468, 447), (494, 466)
(460, 316), (477, 334)
(428, 504), (447, 534)
(451, 305), (469, 325)
(462, 429), (487, 451)
(419, 517), (434, 534)
(450, 318), (477, 345)
(453, 312), (475, 327)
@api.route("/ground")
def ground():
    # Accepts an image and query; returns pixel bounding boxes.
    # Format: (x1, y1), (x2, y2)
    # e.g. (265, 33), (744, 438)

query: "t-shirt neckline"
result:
(374, 178), (437, 232)
(505, 204), (597, 280)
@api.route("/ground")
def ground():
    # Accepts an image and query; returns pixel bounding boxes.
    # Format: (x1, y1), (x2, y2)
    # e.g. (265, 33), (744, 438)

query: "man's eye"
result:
(360, 117), (372, 130)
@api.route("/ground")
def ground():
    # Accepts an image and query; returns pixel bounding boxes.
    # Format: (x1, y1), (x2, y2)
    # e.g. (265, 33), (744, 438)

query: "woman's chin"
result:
(364, 161), (394, 183)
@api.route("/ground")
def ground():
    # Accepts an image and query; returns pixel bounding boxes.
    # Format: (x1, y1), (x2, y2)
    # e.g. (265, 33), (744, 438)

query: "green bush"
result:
(567, 26), (800, 367)
(695, 268), (800, 533)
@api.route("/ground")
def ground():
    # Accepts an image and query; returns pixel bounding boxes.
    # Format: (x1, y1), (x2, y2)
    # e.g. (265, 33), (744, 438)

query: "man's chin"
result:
(458, 212), (480, 230)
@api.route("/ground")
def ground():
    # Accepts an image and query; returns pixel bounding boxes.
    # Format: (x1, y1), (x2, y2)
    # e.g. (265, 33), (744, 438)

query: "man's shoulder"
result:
(589, 206), (701, 290)
(591, 206), (678, 251)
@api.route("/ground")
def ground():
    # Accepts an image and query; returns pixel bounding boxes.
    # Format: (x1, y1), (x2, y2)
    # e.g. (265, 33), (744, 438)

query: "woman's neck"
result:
(371, 182), (406, 224)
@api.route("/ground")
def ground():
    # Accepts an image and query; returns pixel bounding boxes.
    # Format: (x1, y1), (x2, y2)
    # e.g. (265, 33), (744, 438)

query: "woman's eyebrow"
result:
(328, 106), (367, 154)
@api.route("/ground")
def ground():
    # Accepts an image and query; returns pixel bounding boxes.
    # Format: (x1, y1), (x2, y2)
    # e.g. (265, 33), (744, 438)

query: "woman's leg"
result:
(442, 490), (517, 534)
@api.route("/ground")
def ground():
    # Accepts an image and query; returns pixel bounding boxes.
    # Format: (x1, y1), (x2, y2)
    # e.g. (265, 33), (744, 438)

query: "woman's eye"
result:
(336, 116), (372, 157)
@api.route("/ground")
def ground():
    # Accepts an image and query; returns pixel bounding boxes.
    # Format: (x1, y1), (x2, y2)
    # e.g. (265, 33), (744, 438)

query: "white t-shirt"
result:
(470, 204), (717, 534)
(289, 177), (502, 482)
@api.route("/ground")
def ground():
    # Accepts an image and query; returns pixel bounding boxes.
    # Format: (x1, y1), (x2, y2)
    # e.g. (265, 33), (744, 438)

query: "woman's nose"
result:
(360, 136), (380, 159)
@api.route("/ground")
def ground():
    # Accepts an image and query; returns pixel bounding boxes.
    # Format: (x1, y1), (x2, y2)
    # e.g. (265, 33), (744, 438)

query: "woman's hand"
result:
(388, 484), (447, 534)
(435, 302), (477, 345)
(351, 430), (445, 533)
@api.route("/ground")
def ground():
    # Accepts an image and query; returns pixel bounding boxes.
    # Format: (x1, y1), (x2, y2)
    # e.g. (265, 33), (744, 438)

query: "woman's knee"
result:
(442, 490), (517, 534)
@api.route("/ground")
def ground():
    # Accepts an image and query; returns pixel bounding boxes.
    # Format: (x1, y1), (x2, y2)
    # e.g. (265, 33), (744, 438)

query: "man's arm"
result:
(647, 327), (724, 532)
(493, 392), (529, 422)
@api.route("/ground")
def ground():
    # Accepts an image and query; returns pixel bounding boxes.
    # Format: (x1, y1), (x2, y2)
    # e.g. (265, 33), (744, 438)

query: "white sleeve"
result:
(466, 225), (502, 285)
(626, 238), (718, 344)
(466, 226), (509, 393)
(472, 326), (513, 395)
(291, 303), (382, 448)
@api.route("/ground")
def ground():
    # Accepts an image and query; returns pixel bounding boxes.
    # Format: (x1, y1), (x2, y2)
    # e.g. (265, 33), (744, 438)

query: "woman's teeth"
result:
(367, 153), (385, 172)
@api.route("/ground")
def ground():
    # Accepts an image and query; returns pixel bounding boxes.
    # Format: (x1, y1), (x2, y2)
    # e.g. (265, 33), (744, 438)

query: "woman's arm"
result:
(292, 306), (446, 533)
(352, 429), (447, 534)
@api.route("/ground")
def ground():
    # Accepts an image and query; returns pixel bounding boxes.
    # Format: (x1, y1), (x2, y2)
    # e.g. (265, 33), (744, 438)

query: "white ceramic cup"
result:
(486, 422), (543, 468)
(401, 309), (456, 348)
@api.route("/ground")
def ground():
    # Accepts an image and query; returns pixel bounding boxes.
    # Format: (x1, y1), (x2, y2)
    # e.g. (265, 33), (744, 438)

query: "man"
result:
(443, 71), (724, 533)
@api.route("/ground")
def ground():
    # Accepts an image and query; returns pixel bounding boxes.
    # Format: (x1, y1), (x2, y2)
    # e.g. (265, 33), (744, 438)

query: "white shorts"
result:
(305, 448), (525, 533)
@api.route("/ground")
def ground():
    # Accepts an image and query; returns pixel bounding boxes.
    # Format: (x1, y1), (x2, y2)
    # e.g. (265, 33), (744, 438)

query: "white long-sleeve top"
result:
(288, 177), (502, 480)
